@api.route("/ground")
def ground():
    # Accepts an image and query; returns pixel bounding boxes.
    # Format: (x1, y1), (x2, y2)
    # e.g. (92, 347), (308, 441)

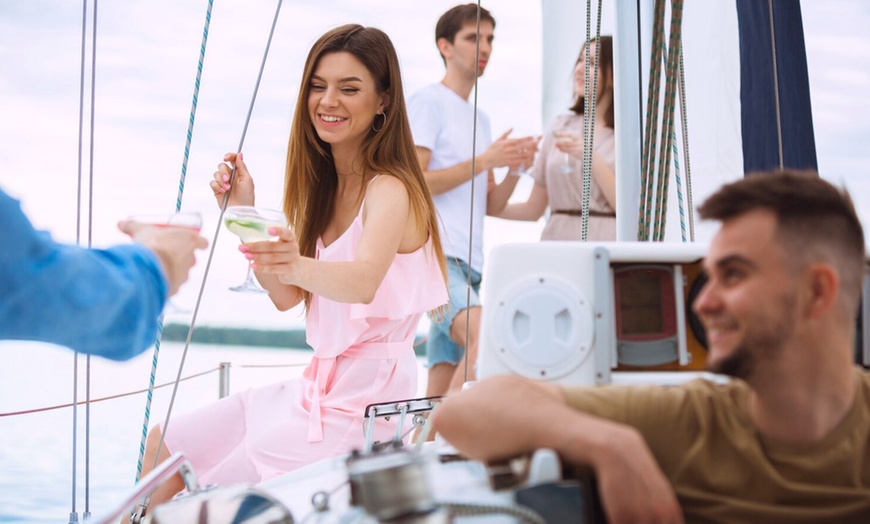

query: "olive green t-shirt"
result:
(561, 368), (870, 523)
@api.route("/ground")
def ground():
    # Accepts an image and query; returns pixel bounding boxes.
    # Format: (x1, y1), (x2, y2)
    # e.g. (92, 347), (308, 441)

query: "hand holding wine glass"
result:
(510, 134), (541, 176)
(552, 131), (577, 174)
(119, 212), (208, 300)
(224, 206), (288, 293)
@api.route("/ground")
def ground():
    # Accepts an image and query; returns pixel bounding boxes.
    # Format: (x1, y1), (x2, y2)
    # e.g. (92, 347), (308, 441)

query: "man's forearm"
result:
(424, 154), (492, 195)
(486, 170), (520, 215)
(433, 375), (615, 465)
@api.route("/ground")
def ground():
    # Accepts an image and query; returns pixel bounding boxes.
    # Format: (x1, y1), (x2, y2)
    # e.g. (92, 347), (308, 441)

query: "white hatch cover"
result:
(492, 273), (595, 380)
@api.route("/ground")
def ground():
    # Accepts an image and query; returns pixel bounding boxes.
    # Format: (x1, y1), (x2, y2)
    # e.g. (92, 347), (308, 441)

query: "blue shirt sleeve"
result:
(0, 187), (168, 360)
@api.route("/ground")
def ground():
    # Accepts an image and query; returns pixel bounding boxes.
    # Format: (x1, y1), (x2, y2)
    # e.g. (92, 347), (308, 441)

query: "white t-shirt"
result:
(407, 82), (492, 274)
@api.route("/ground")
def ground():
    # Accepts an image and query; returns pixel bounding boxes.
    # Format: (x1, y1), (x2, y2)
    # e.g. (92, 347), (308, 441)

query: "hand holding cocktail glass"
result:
(212, 152), (291, 294)
(118, 212), (208, 299)
(552, 131), (581, 174)
(510, 134), (540, 176)
(224, 206), (287, 293)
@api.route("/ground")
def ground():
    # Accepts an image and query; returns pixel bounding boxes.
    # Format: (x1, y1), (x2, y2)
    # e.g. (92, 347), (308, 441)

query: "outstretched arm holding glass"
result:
(0, 186), (207, 360)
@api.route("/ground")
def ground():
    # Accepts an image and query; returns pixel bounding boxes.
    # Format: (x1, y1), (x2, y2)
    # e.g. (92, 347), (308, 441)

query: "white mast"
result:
(613, 0), (653, 241)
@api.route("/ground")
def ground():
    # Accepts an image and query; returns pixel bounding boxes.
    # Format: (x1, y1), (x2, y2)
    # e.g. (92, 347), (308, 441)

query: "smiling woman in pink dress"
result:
(138, 24), (448, 509)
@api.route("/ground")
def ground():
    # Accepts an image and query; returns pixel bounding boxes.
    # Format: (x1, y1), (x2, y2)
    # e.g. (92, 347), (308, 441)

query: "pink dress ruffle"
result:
(163, 192), (447, 486)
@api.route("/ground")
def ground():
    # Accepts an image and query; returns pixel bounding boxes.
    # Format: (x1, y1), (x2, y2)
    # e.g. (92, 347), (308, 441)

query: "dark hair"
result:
(284, 24), (447, 310)
(569, 36), (614, 129)
(435, 3), (496, 47)
(698, 169), (866, 310)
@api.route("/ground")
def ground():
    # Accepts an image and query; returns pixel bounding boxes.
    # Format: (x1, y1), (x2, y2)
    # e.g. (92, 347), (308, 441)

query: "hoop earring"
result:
(372, 112), (386, 132)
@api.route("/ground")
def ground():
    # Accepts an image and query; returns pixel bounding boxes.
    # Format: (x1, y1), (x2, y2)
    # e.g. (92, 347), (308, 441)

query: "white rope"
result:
(767, 0), (785, 169)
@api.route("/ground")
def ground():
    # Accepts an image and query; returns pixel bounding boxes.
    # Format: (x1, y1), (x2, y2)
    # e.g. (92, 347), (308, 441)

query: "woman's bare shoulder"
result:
(364, 173), (410, 211)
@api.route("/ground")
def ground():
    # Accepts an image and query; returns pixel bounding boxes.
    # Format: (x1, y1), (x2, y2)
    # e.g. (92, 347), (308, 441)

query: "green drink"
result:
(224, 206), (288, 293)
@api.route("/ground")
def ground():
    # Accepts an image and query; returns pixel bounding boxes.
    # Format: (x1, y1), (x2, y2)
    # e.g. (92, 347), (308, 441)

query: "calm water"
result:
(0, 340), (427, 523)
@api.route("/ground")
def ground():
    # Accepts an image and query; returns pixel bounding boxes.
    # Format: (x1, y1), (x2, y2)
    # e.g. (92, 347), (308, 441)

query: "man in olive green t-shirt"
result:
(434, 170), (870, 523)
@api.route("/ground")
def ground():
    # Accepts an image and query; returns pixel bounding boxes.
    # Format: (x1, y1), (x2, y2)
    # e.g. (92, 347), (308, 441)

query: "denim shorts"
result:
(426, 257), (482, 367)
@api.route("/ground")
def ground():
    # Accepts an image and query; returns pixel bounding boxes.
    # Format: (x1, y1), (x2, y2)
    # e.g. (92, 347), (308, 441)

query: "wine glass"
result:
(552, 131), (574, 174)
(224, 205), (287, 294)
(126, 211), (203, 314)
(517, 133), (543, 177)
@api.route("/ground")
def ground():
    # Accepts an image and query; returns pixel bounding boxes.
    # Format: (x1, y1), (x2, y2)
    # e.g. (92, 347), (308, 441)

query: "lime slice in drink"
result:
(225, 218), (273, 243)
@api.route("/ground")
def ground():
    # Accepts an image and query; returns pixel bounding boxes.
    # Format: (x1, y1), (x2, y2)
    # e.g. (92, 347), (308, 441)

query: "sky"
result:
(1, 0), (868, 330)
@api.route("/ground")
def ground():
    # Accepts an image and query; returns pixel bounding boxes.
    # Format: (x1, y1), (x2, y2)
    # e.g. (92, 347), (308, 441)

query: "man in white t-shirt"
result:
(408, 4), (538, 396)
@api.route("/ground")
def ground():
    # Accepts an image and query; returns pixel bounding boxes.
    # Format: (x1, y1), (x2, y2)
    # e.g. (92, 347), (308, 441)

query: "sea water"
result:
(0, 340), (429, 523)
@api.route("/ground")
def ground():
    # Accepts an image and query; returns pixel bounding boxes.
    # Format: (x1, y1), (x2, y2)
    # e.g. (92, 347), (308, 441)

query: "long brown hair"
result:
(569, 35), (614, 129)
(283, 24), (447, 310)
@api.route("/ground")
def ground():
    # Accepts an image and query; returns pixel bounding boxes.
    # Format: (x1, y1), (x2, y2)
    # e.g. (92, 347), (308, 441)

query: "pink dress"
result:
(532, 113), (616, 241)
(163, 196), (447, 485)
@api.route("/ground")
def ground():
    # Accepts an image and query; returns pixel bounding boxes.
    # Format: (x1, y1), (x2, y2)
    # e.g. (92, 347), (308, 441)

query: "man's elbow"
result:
(432, 375), (526, 449)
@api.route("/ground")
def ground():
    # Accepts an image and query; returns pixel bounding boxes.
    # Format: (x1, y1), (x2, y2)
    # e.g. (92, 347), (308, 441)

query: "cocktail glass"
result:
(224, 206), (287, 294)
(126, 211), (203, 314)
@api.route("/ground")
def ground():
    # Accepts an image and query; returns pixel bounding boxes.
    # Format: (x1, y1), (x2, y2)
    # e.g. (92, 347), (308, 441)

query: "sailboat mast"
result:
(613, 0), (652, 241)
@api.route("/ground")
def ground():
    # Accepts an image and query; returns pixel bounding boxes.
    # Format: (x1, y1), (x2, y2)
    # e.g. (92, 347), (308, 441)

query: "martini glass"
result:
(224, 205), (287, 294)
(126, 211), (203, 314)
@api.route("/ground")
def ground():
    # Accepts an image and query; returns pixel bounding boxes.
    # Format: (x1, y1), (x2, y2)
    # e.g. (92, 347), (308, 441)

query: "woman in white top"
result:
(496, 36), (616, 241)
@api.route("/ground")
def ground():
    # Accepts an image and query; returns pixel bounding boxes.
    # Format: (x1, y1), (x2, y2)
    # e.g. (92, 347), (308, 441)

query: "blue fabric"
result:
(426, 257), (482, 367)
(0, 187), (168, 360)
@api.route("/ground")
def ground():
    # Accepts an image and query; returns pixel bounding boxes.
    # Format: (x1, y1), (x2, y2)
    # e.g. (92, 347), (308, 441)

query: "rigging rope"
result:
(638, 0), (666, 241)
(580, 0), (604, 241)
(461, 0), (484, 386)
(83, 2), (100, 511)
(767, 0), (785, 169)
(0, 367), (221, 417)
(133, 0), (215, 486)
(677, 42), (695, 241)
(671, 129), (686, 241)
(71, 0), (99, 520)
(146, 0), (286, 499)
(638, 0), (686, 242)
(652, 0), (684, 242)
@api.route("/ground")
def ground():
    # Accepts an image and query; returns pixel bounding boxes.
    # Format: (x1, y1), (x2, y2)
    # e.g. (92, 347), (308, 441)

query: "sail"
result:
(736, 0), (818, 173)
(541, 0), (817, 242)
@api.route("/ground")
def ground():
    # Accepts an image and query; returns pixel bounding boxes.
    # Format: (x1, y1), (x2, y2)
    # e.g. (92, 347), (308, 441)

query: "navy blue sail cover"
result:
(735, 0), (818, 174)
